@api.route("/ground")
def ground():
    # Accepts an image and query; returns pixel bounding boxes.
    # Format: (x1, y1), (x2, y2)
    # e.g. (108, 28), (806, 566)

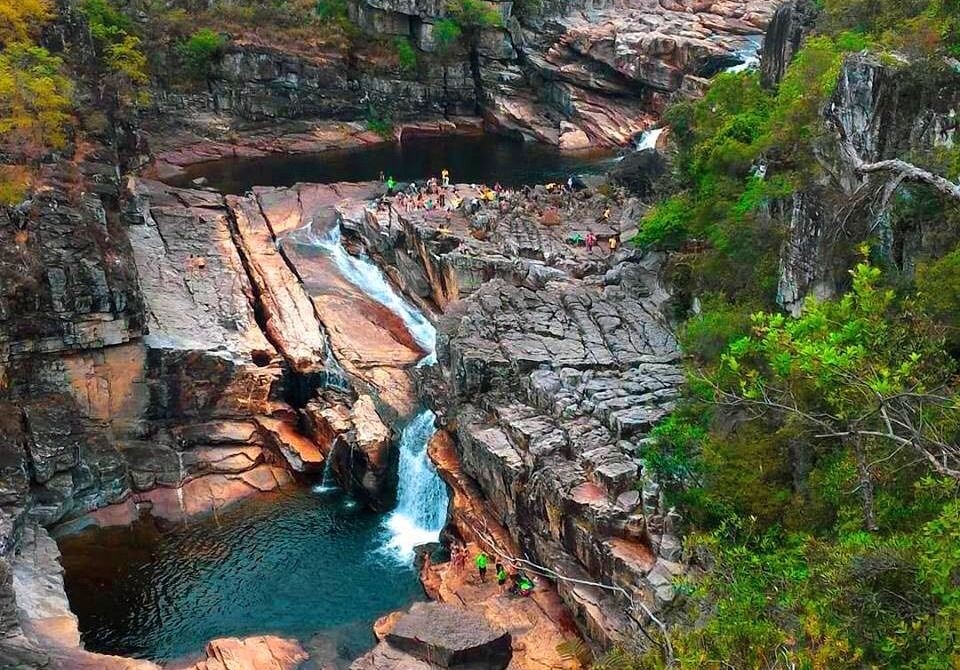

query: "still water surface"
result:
(171, 134), (616, 194)
(57, 487), (424, 662)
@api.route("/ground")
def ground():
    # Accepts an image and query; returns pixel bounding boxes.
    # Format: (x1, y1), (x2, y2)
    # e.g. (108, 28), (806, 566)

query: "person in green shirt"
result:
(474, 551), (489, 582)
(386, 176), (396, 195)
(496, 563), (508, 590)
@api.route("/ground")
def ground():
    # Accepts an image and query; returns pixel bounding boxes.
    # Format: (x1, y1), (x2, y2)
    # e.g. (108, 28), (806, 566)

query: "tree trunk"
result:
(852, 437), (878, 531)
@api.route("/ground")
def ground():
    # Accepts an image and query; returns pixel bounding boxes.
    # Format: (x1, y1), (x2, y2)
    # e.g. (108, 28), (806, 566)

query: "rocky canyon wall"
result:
(352, 184), (688, 650)
(774, 54), (960, 314)
(146, 0), (779, 149)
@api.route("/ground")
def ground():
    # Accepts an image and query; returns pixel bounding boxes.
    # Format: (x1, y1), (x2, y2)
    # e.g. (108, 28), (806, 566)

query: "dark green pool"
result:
(171, 134), (617, 194)
(57, 486), (425, 663)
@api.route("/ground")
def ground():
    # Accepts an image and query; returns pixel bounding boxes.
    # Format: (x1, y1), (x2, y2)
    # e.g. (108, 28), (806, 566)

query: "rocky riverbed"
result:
(1, 146), (688, 667)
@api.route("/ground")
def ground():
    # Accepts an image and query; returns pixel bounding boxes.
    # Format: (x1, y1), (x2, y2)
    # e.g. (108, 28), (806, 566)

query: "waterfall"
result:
(635, 127), (665, 152)
(312, 458), (338, 494)
(724, 35), (764, 74)
(286, 211), (447, 561)
(384, 409), (448, 561)
(285, 218), (437, 361)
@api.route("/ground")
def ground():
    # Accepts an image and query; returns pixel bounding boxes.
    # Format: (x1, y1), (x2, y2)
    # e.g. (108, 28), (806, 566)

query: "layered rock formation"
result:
(0, 159), (428, 664)
(353, 602), (512, 669)
(356, 184), (686, 649)
(144, 0), (777, 150)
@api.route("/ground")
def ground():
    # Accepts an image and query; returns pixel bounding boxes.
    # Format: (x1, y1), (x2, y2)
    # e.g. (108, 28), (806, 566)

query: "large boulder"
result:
(384, 602), (511, 668)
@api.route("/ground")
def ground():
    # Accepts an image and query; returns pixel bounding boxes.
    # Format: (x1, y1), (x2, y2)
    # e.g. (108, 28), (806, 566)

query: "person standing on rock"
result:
(586, 231), (597, 253)
(496, 563), (508, 591)
(475, 551), (489, 582)
(441, 168), (450, 187)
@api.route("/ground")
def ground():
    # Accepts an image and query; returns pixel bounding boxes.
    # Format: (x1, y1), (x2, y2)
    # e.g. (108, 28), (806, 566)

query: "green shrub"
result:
(679, 296), (754, 363)
(433, 18), (462, 51)
(78, 0), (149, 104)
(177, 28), (226, 79)
(445, 0), (501, 29)
(315, 0), (348, 20)
(916, 244), (960, 351)
(365, 105), (393, 138)
(393, 36), (417, 72)
(633, 196), (692, 250)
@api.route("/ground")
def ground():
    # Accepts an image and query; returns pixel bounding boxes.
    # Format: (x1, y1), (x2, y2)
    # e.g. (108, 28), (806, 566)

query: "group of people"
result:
(380, 169), (512, 216)
(450, 544), (534, 597)
(378, 170), (622, 252)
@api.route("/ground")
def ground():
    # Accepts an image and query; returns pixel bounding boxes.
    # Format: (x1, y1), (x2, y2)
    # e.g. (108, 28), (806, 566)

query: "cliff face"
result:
(350, 185), (687, 650)
(0, 154), (429, 665)
(774, 55), (960, 313)
(144, 0), (778, 148)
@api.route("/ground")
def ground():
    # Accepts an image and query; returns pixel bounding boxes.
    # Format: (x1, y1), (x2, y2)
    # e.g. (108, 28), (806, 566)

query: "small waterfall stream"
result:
(286, 212), (448, 560)
(635, 127), (665, 151)
(384, 409), (447, 560)
(285, 217), (437, 359)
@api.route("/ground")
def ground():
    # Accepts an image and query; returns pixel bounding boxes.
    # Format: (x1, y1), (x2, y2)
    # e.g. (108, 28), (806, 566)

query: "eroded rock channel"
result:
(2, 136), (683, 670)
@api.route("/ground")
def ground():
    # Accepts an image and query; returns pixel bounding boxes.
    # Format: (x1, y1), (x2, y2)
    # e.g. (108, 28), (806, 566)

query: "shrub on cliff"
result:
(445, 0), (501, 30)
(393, 36), (417, 73)
(0, 0), (53, 44)
(177, 28), (226, 81)
(0, 43), (74, 157)
(433, 18), (463, 52)
(79, 0), (149, 105)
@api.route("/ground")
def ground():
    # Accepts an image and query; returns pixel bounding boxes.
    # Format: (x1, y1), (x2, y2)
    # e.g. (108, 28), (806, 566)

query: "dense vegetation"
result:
(0, 0), (73, 203)
(622, 1), (960, 668)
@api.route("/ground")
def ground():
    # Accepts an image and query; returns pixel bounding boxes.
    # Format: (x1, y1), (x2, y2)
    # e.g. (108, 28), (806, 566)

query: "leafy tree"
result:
(79, 0), (149, 105)
(445, 0), (501, 30)
(433, 18), (462, 51)
(0, 0), (53, 44)
(177, 28), (226, 80)
(707, 257), (960, 528)
(0, 43), (74, 157)
(0, 165), (31, 205)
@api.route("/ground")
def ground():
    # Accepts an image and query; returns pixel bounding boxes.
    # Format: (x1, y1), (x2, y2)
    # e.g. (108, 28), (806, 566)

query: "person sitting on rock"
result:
(475, 551), (489, 582)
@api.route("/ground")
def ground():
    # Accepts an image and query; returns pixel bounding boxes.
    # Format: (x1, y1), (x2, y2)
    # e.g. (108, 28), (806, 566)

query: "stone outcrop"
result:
(424, 430), (583, 670)
(352, 602), (511, 669)
(175, 636), (308, 670)
(759, 0), (818, 87)
(0, 147), (429, 664)
(485, 0), (776, 146)
(775, 55), (960, 313)
(143, 0), (777, 151)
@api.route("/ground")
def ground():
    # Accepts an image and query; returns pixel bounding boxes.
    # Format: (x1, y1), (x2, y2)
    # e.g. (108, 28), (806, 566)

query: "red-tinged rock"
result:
(133, 466), (293, 522)
(256, 417), (325, 474)
(228, 196), (330, 374)
(177, 636), (308, 670)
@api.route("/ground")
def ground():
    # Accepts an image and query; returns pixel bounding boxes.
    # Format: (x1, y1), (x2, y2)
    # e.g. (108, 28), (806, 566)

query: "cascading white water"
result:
(635, 127), (665, 151)
(285, 214), (448, 560)
(384, 409), (448, 560)
(725, 35), (764, 73)
(285, 220), (437, 361)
